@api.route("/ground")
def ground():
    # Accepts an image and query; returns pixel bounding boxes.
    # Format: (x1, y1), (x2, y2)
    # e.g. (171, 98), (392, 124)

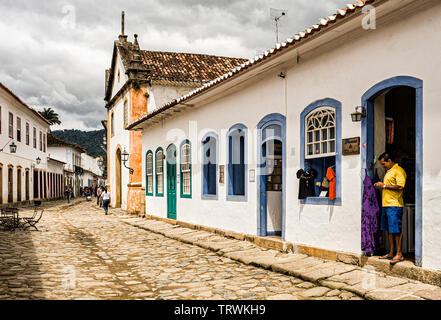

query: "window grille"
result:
(305, 107), (336, 159)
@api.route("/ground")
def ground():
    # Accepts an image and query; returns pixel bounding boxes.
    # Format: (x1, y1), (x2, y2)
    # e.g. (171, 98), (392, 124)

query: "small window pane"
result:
(330, 141), (336, 153)
(322, 142), (327, 154)
(314, 131), (320, 142)
(330, 127), (335, 139)
(308, 132), (313, 143)
(322, 129), (327, 140)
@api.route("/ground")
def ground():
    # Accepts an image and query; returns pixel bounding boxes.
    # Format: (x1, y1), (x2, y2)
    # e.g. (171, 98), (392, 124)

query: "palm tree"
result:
(39, 107), (61, 126)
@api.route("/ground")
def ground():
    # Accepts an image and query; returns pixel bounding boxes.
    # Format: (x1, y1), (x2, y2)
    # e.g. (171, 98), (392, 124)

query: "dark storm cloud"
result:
(0, 0), (350, 130)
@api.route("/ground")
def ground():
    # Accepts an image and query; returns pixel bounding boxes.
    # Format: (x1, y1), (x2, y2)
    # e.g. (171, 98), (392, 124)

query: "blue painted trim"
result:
(361, 76), (423, 267)
(201, 132), (219, 200)
(266, 231), (282, 236)
(300, 98), (342, 206)
(145, 150), (154, 196)
(226, 124), (248, 202)
(179, 139), (192, 199)
(154, 147), (164, 197)
(256, 113), (286, 239)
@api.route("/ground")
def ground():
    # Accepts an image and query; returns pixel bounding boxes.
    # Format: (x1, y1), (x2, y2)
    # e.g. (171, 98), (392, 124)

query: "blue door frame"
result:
(361, 76), (423, 267)
(257, 113), (286, 239)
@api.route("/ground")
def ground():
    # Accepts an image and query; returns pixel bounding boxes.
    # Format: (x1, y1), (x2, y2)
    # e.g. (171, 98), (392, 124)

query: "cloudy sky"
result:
(0, 0), (350, 131)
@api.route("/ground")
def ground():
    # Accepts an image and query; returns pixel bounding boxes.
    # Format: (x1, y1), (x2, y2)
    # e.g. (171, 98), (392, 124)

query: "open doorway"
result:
(262, 139), (283, 237)
(257, 114), (286, 239)
(371, 86), (416, 262)
(115, 148), (122, 208)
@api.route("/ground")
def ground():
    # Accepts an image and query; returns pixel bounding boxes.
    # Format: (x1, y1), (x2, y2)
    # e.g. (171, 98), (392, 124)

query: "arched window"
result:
(202, 133), (218, 198)
(146, 150), (153, 196)
(305, 107), (336, 158)
(155, 148), (164, 196)
(227, 124), (247, 200)
(300, 99), (341, 205)
(180, 140), (192, 198)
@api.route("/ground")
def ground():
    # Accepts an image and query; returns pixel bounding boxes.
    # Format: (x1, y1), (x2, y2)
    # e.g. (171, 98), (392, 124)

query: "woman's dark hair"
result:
(378, 152), (396, 162)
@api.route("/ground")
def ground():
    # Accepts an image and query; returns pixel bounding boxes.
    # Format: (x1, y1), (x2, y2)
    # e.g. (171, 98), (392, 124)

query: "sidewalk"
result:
(107, 209), (441, 300)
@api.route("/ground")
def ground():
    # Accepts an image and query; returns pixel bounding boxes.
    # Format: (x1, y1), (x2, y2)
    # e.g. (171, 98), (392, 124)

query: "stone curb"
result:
(107, 209), (441, 300)
(121, 211), (441, 288)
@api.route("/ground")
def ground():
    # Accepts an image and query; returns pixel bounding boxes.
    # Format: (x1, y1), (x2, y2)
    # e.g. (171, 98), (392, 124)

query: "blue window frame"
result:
(227, 124), (247, 201)
(300, 98), (342, 205)
(202, 132), (218, 199)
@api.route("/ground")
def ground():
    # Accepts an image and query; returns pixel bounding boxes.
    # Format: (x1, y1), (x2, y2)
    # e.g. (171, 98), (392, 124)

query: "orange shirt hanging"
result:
(326, 167), (336, 200)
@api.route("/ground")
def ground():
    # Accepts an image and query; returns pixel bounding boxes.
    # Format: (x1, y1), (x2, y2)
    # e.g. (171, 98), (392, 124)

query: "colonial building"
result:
(47, 133), (86, 197)
(81, 153), (105, 189)
(127, 0), (441, 272)
(104, 23), (247, 213)
(0, 82), (65, 205)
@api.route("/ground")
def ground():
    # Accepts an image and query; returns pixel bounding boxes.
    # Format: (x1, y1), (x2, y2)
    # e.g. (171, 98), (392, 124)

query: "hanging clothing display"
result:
(386, 118), (394, 144)
(296, 169), (317, 199)
(361, 171), (382, 254)
(326, 167), (336, 200)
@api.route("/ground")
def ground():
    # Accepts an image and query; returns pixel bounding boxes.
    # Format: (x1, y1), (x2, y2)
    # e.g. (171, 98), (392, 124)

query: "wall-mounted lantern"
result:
(122, 148), (134, 175)
(0, 139), (17, 154)
(351, 106), (367, 122)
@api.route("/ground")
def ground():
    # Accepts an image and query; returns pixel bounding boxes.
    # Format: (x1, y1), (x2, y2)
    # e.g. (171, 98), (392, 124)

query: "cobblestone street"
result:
(0, 199), (363, 300)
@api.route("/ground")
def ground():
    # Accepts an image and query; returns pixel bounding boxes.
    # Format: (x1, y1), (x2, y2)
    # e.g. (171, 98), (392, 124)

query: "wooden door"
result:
(166, 145), (177, 220)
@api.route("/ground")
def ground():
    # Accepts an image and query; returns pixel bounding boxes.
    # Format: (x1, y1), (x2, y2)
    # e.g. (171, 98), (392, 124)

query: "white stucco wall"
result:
(148, 84), (196, 113)
(108, 93), (130, 209)
(138, 2), (441, 271)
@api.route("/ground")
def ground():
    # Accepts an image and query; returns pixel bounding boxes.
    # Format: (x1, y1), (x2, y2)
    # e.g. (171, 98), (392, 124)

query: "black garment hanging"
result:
(296, 168), (318, 199)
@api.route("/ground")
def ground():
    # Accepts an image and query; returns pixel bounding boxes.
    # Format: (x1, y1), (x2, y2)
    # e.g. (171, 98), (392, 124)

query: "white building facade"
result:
(0, 82), (60, 205)
(128, 0), (441, 271)
(48, 134), (86, 198)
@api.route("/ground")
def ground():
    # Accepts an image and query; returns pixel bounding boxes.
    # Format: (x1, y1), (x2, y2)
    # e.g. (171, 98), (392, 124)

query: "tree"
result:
(39, 107), (61, 126)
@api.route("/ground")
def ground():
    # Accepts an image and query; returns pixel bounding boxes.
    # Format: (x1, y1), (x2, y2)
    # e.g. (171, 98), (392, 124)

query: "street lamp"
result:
(0, 139), (17, 153)
(122, 148), (134, 175)
(351, 106), (367, 122)
(31, 157), (41, 169)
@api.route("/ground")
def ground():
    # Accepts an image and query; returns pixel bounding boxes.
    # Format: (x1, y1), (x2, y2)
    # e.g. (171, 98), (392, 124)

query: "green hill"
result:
(51, 129), (106, 158)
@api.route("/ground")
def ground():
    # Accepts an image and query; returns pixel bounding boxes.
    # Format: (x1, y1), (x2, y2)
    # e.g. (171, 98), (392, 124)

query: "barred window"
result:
(146, 152), (153, 195)
(180, 142), (191, 196)
(155, 149), (163, 195)
(305, 107), (336, 159)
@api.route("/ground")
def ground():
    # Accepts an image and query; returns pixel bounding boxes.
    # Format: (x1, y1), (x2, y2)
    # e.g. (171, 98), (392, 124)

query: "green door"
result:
(167, 145), (177, 220)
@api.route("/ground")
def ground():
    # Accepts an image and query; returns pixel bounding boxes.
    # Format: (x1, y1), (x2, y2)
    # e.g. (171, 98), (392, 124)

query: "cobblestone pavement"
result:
(0, 199), (363, 300)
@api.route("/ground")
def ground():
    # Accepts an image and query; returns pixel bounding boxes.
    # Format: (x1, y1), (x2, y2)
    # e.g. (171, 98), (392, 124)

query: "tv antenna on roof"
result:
(270, 8), (288, 44)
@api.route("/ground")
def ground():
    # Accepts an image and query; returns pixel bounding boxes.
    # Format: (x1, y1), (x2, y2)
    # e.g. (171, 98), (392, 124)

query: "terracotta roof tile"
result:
(140, 50), (248, 83)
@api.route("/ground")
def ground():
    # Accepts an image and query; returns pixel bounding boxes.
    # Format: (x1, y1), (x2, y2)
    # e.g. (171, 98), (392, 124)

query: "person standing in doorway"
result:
(374, 152), (407, 265)
(101, 188), (111, 215)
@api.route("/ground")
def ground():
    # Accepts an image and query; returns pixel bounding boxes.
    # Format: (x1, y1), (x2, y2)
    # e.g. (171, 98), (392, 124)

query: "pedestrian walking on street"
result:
(66, 186), (73, 204)
(374, 152), (407, 265)
(97, 186), (102, 206)
(101, 188), (111, 215)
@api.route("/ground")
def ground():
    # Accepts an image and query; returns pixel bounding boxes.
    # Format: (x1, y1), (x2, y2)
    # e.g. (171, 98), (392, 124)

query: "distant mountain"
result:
(51, 129), (106, 158)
